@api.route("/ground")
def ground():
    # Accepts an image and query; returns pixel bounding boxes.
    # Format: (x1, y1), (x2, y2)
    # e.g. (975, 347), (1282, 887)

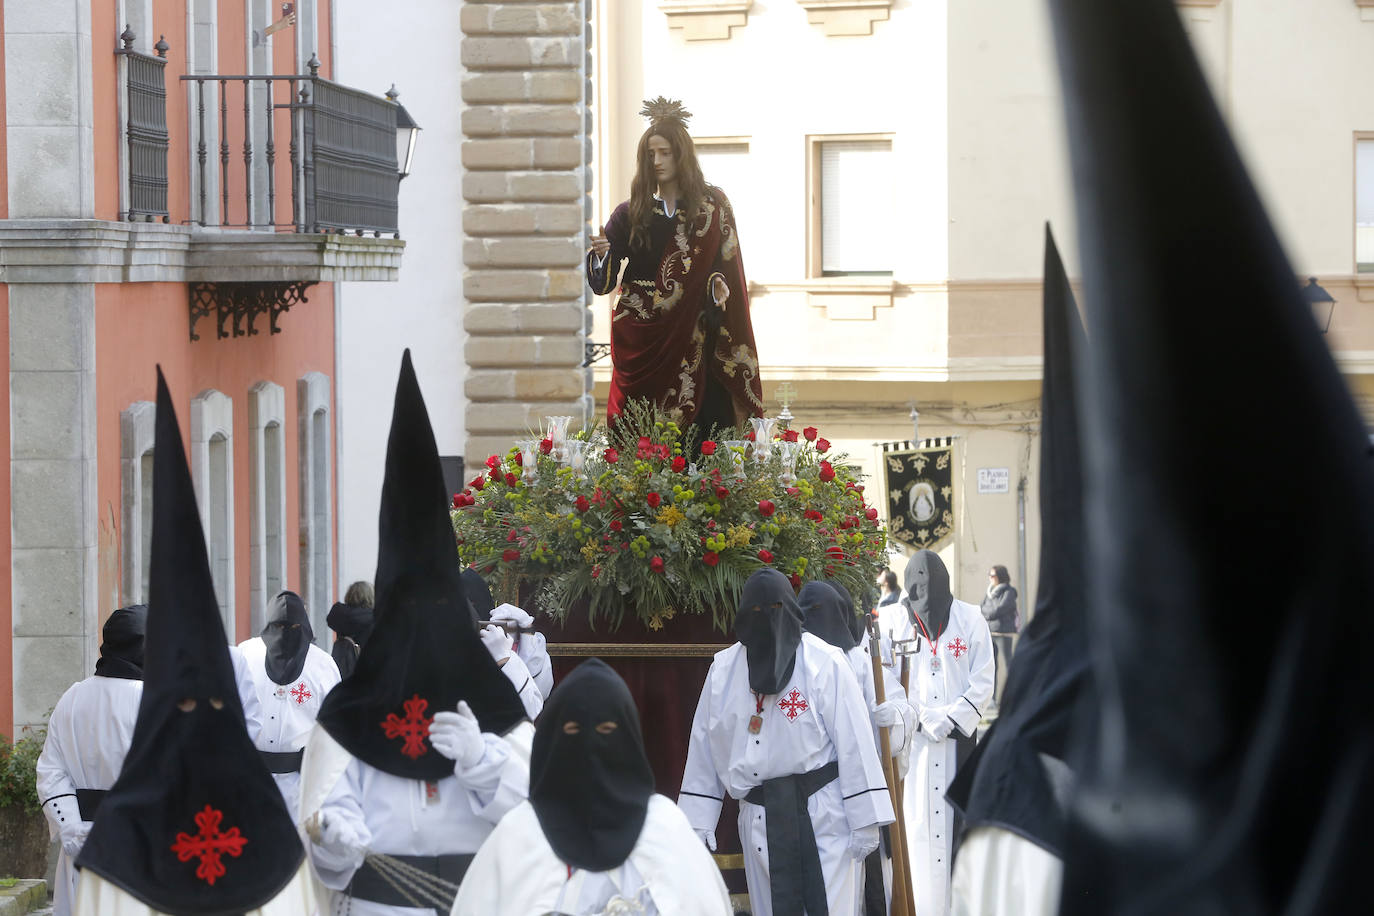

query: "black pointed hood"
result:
(798, 581), (855, 652)
(462, 567), (496, 622)
(316, 351), (527, 781)
(735, 569), (804, 695)
(261, 590), (312, 685)
(76, 369), (302, 914)
(946, 227), (1092, 857)
(530, 659), (655, 872)
(901, 549), (953, 637)
(94, 604), (148, 680)
(1049, 2), (1374, 910)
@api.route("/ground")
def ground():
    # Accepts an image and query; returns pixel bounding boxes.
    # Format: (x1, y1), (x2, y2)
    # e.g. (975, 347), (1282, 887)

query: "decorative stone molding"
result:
(754, 279), (899, 320)
(247, 382), (287, 634)
(660, 1), (752, 42)
(797, 1), (891, 37)
(119, 400), (156, 606)
(190, 389), (236, 638)
(297, 372), (333, 646)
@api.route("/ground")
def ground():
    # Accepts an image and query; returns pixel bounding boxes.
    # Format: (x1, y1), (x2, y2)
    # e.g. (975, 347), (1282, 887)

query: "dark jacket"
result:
(981, 583), (1019, 634)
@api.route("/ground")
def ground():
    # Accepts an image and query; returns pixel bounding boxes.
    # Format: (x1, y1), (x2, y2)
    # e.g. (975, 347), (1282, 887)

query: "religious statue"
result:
(586, 97), (765, 433)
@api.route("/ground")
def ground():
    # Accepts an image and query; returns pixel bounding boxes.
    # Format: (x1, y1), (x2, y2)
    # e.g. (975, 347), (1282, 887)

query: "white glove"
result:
(430, 702), (486, 770)
(61, 821), (91, 859)
(696, 829), (717, 852)
(920, 707), (955, 741)
(480, 624), (514, 663)
(489, 603), (534, 628)
(318, 814), (365, 868)
(872, 699), (906, 728)
(847, 824), (880, 860)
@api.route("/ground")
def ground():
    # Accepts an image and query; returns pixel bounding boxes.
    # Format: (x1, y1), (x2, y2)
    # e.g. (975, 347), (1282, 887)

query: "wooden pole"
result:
(871, 619), (916, 916)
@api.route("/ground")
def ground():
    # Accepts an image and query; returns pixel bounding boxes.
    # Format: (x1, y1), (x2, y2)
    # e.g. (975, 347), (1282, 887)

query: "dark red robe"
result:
(586, 186), (764, 428)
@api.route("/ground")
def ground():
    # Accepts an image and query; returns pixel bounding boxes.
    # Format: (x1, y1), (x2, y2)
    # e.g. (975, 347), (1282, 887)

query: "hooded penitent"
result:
(94, 604), (148, 681)
(261, 590), (312, 685)
(325, 601), (374, 647)
(75, 369), (303, 914)
(734, 569), (805, 695)
(315, 351), (527, 782)
(829, 582), (867, 650)
(797, 581), (855, 652)
(1049, 1), (1374, 910)
(529, 659), (655, 872)
(946, 227), (1091, 858)
(462, 568), (496, 622)
(901, 549), (953, 638)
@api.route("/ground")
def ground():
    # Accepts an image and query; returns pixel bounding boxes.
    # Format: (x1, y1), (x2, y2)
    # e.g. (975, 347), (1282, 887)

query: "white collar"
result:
(653, 193), (678, 218)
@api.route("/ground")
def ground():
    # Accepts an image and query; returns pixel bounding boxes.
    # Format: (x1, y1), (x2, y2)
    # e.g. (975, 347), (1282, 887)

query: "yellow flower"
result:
(657, 505), (687, 528)
(580, 540), (599, 563)
(726, 524), (755, 547)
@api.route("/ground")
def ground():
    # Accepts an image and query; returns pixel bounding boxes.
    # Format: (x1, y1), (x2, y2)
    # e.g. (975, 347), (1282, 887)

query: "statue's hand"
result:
(712, 274), (729, 307)
(590, 225), (610, 257)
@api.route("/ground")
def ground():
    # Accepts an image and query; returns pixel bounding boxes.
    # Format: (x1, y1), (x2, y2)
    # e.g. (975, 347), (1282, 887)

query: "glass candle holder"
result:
(565, 439), (587, 477)
(777, 440), (798, 486)
(544, 415), (573, 460)
(518, 439), (539, 482)
(722, 440), (747, 478)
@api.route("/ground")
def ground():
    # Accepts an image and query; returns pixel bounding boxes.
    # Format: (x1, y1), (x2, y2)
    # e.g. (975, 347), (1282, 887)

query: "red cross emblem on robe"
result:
(381, 694), (433, 759)
(290, 683), (312, 705)
(170, 805), (247, 886)
(777, 688), (810, 721)
(947, 637), (968, 659)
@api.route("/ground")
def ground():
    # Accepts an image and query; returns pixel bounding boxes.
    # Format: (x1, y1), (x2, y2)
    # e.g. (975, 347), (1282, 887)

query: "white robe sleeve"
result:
(36, 689), (79, 842)
(228, 645), (264, 743)
(308, 758), (374, 890)
(677, 664), (726, 834)
(818, 648), (896, 832)
(455, 732), (530, 824)
(500, 653), (544, 720)
(516, 631), (555, 700)
(947, 610), (995, 738)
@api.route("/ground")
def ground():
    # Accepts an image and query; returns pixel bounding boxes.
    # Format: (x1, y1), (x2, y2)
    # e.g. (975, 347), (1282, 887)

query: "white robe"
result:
(950, 827), (1063, 916)
(228, 643), (265, 743)
(678, 633), (895, 916)
(36, 675), (143, 916)
(511, 630), (554, 699)
(299, 721), (533, 915)
(878, 598), (994, 916)
(236, 638), (343, 821)
(499, 652), (545, 721)
(73, 865), (317, 915)
(451, 795), (733, 916)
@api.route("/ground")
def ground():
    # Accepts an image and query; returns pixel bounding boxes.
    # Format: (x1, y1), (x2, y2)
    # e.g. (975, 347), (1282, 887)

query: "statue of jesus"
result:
(586, 98), (764, 432)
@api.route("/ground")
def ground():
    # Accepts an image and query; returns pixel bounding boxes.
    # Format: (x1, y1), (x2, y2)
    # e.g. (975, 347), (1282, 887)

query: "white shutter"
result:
(1358, 141), (1374, 269)
(821, 140), (893, 275)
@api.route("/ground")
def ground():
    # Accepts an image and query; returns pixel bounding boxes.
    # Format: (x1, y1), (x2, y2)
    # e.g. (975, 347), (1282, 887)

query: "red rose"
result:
(591, 565), (601, 579)
(744, 431), (756, 441)
(789, 573), (802, 589)
(865, 506), (879, 521)
(803, 426), (818, 442)
(485, 454), (500, 471)
(700, 440), (717, 455)
(646, 492), (662, 508)
(672, 456), (687, 473)
(575, 495), (590, 513)
(804, 509), (823, 522)
(638, 436), (652, 449)
(782, 429), (799, 443)
(505, 472), (519, 487)
(816, 438), (831, 453)
(715, 486), (730, 500)
(818, 460), (836, 482)
(703, 552), (720, 567)
(471, 476), (486, 490)
(513, 452), (523, 466)
(656, 444), (671, 460)
(650, 556), (665, 573)
(539, 438), (553, 455)
(506, 529), (519, 542)
(610, 519), (623, 532)
(758, 549), (775, 564)
(451, 493), (461, 509)
(826, 545), (845, 559)
(604, 447), (620, 463)
(501, 548), (520, 562)
(785, 487), (800, 497)
(758, 499), (776, 517)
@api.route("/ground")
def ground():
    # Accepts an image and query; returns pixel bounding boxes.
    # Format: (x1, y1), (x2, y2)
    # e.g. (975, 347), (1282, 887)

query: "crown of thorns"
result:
(640, 96), (692, 128)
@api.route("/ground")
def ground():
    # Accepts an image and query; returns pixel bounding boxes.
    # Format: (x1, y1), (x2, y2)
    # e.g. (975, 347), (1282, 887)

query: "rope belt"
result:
(258, 749), (305, 773)
(348, 852), (473, 909)
(75, 789), (108, 821)
(743, 759), (839, 916)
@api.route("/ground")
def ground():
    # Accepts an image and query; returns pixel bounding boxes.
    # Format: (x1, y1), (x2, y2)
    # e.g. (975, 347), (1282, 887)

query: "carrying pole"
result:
(871, 619), (917, 916)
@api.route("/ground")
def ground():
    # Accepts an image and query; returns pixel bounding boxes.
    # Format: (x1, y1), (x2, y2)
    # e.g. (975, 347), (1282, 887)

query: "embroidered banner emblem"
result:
(778, 689), (810, 721)
(381, 694), (433, 759)
(170, 805), (247, 886)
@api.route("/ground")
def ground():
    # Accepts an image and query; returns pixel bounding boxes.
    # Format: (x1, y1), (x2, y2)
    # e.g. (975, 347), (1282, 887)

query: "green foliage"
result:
(451, 398), (887, 633)
(0, 726), (46, 813)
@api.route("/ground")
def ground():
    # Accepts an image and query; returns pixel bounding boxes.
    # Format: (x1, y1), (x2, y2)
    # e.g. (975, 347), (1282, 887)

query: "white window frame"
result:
(298, 372), (333, 646)
(248, 381), (288, 633)
(807, 133), (896, 278)
(191, 388), (235, 639)
(120, 400), (156, 605)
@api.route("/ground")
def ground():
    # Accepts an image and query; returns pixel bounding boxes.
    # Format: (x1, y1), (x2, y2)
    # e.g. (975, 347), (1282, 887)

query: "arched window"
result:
(298, 372), (332, 645)
(191, 389), (235, 639)
(120, 400), (156, 604)
(249, 381), (287, 632)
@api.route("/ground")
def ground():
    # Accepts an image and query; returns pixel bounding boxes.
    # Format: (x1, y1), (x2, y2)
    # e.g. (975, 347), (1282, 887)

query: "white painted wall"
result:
(331, 0), (465, 589)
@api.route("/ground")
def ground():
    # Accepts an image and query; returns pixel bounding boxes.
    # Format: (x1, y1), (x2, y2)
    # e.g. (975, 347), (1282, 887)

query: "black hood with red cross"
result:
(315, 350), (527, 781)
(76, 369), (303, 914)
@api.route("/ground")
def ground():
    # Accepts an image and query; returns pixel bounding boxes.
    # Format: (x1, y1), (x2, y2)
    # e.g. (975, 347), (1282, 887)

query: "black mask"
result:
(735, 569), (804, 695)
(530, 659), (655, 872)
(903, 549), (953, 636)
(262, 591), (312, 685)
(798, 581), (853, 652)
(829, 582), (866, 649)
(94, 604), (148, 680)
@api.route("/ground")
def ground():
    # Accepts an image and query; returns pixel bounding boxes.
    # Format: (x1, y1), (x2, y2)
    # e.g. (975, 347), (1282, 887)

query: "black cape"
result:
(315, 351), (527, 782)
(1049, 1), (1374, 910)
(735, 569), (805, 695)
(798, 581), (855, 652)
(530, 659), (655, 872)
(76, 369), (303, 914)
(94, 604), (147, 681)
(946, 228), (1091, 858)
(261, 590), (312, 685)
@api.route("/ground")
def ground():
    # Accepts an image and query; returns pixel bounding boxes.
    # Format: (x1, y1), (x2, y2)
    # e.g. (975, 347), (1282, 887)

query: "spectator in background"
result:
(876, 570), (901, 608)
(327, 580), (375, 680)
(980, 566), (1019, 702)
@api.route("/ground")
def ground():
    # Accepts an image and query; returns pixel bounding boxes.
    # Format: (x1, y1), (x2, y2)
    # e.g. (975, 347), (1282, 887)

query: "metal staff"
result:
(870, 618), (917, 916)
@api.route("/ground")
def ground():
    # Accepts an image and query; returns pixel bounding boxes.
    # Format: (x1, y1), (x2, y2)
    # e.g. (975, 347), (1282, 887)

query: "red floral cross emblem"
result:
(290, 683), (312, 705)
(170, 805), (247, 886)
(381, 694), (433, 759)
(778, 688), (809, 721)
(947, 637), (968, 659)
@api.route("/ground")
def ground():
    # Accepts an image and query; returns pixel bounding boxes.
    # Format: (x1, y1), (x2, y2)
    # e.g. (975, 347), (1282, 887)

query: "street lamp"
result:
(1300, 276), (1336, 334)
(386, 85), (421, 180)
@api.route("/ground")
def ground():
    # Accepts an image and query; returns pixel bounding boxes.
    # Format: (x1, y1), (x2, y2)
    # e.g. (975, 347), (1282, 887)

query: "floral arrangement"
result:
(450, 399), (887, 632)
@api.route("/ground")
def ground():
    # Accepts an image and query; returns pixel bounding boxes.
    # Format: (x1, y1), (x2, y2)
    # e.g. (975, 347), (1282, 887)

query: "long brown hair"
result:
(628, 120), (708, 252)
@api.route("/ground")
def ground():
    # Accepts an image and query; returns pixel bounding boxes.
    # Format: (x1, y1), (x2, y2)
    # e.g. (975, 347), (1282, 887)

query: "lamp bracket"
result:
(189, 281), (316, 341)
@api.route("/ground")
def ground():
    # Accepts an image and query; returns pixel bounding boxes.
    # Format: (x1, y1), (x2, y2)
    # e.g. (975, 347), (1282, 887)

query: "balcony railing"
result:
(177, 55), (402, 236)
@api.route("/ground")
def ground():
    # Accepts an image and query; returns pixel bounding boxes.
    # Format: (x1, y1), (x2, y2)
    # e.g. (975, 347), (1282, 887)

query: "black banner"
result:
(883, 445), (955, 551)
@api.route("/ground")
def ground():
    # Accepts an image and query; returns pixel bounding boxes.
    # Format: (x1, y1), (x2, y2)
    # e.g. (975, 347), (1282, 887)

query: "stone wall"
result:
(460, 0), (591, 463)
